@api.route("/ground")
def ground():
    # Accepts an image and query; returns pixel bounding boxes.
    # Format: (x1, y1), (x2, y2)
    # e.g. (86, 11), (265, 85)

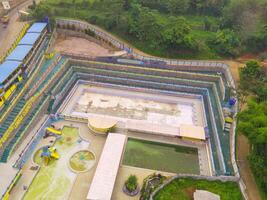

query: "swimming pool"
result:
(122, 138), (200, 174)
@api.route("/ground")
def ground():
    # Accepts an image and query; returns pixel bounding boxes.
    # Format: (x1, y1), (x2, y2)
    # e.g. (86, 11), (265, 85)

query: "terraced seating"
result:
(0, 99), (26, 139)
(1, 96), (48, 162)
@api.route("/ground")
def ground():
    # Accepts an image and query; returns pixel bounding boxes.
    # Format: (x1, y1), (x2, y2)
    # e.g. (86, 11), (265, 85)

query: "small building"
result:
(179, 124), (206, 141)
(194, 190), (220, 200)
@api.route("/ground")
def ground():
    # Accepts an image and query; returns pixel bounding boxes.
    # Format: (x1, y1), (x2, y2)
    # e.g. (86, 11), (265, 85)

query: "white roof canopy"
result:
(87, 133), (126, 200)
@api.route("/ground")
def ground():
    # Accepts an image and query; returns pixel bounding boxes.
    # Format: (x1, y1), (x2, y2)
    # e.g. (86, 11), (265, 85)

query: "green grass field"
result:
(154, 178), (243, 200)
(122, 138), (200, 174)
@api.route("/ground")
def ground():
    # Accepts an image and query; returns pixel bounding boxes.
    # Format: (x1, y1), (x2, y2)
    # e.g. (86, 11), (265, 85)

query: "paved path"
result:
(0, 0), (42, 57)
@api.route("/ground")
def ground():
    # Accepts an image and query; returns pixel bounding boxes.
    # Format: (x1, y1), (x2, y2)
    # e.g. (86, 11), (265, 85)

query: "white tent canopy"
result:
(87, 133), (126, 200)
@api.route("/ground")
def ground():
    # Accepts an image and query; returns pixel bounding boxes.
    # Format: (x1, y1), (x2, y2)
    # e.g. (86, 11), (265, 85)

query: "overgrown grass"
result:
(154, 178), (243, 200)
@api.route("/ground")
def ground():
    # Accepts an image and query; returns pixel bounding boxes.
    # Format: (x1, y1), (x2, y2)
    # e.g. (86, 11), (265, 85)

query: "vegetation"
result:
(140, 173), (166, 200)
(30, 0), (267, 59)
(125, 175), (138, 192)
(154, 178), (243, 200)
(237, 60), (267, 199)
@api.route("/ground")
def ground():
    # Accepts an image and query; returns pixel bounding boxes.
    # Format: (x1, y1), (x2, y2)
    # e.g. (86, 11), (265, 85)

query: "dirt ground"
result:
(54, 36), (125, 58)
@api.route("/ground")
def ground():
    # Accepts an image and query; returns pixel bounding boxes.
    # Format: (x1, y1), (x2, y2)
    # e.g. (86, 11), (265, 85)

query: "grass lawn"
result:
(122, 138), (200, 174)
(154, 178), (243, 200)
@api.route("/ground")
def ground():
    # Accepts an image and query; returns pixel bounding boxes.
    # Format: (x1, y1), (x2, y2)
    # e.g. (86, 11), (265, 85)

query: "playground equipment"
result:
(40, 146), (60, 165)
(45, 52), (55, 60)
(44, 126), (62, 138)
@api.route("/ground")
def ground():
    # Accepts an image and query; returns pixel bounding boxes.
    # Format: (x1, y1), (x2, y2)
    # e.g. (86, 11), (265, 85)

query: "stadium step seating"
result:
(0, 99), (26, 138)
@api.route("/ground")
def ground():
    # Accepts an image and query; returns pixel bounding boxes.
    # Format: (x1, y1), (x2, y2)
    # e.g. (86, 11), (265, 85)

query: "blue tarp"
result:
(6, 45), (32, 62)
(27, 22), (47, 33)
(0, 61), (22, 84)
(18, 32), (41, 46)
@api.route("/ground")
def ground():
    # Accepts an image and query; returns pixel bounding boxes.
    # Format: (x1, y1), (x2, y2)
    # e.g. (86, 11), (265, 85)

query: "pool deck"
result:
(9, 83), (212, 200)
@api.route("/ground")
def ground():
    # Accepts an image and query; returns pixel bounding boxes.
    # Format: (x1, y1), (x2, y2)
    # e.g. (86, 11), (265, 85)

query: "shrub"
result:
(125, 175), (138, 192)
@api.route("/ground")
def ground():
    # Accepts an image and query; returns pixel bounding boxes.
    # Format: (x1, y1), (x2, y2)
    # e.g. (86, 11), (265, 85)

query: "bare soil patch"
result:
(54, 36), (121, 57)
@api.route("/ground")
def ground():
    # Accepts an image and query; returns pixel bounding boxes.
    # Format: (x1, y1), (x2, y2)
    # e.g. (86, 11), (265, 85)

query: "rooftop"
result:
(0, 61), (22, 84)
(87, 133), (126, 200)
(179, 124), (206, 140)
(27, 22), (47, 33)
(6, 45), (32, 62)
(18, 32), (41, 46)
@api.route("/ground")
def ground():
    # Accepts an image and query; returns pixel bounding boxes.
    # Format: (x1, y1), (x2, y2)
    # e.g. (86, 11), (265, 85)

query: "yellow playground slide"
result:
(46, 127), (62, 135)
(50, 151), (59, 159)
(48, 147), (60, 159)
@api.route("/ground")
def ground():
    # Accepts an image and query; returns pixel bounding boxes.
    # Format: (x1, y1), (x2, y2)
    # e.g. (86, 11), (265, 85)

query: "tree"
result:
(31, 3), (53, 20)
(240, 60), (261, 79)
(238, 99), (267, 194)
(166, 0), (190, 14)
(125, 175), (138, 192)
(128, 7), (161, 41)
(162, 17), (199, 51)
(123, 0), (131, 10)
(208, 29), (241, 57)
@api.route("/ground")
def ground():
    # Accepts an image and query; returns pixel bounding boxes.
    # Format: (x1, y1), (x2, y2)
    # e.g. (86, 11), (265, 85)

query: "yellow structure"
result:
(46, 127), (62, 135)
(225, 117), (233, 123)
(2, 170), (22, 200)
(45, 52), (55, 60)
(0, 84), (17, 107)
(48, 147), (60, 159)
(179, 124), (206, 141)
(88, 116), (117, 134)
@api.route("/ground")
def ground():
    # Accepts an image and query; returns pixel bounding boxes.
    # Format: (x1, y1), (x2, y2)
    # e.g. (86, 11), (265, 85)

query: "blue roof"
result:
(18, 32), (41, 45)
(6, 45), (32, 62)
(27, 22), (47, 33)
(0, 61), (22, 84)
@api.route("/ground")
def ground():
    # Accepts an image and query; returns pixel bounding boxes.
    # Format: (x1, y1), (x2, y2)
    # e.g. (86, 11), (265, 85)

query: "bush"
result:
(125, 175), (138, 192)
(88, 16), (98, 24)
(259, 52), (267, 61)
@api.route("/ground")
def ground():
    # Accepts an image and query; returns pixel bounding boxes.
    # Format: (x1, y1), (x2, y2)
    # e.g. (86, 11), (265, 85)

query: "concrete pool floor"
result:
(62, 84), (206, 128)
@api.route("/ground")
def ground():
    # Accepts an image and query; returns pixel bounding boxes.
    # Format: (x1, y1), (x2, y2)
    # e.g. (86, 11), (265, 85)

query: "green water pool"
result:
(122, 138), (200, 174)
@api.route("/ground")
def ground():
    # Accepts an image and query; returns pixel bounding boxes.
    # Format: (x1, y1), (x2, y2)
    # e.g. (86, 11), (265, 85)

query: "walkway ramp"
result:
(87, 133), (126, 200)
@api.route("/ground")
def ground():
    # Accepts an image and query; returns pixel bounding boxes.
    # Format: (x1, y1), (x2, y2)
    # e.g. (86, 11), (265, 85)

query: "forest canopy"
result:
(30, 0), (267, 59)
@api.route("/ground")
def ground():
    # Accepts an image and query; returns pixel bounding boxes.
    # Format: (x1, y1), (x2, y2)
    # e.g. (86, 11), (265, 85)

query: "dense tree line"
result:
(238, 61), (267, 196)
(30, 0), (267, 58)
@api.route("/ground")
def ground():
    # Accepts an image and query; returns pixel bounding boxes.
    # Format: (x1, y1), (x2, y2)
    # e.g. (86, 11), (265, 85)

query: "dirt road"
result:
(0, 0), (42, 56)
